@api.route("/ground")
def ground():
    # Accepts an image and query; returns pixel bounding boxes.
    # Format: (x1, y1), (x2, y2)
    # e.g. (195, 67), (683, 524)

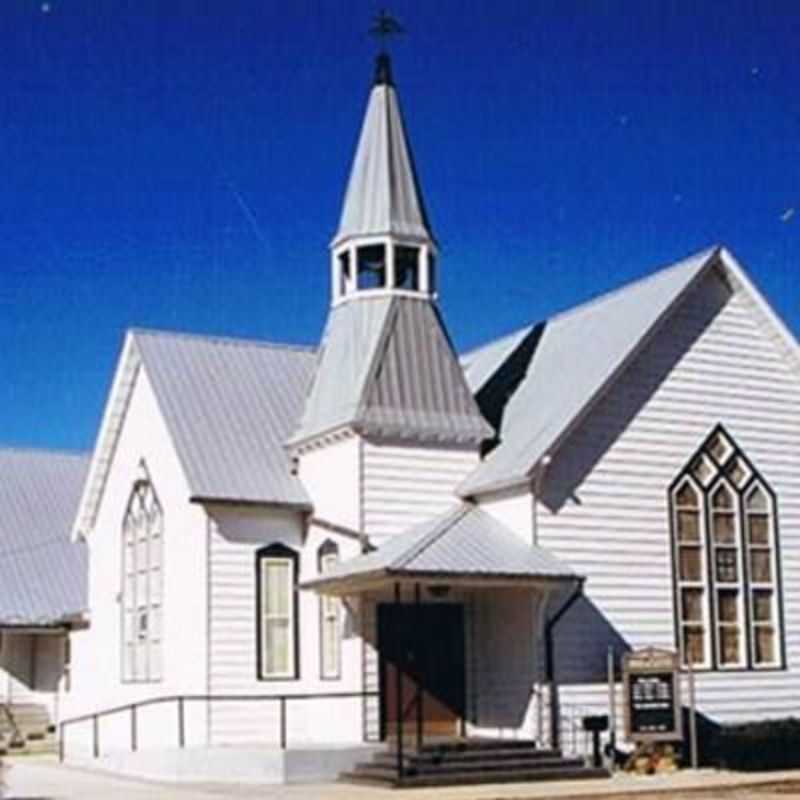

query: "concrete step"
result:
(373, 746), (565, 767)
(357, 756), (588, 776)
(342, 765), (609, 788)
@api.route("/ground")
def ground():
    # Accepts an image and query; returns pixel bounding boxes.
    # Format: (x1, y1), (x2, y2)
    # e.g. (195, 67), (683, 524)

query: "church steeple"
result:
(330, 51), (437, 304)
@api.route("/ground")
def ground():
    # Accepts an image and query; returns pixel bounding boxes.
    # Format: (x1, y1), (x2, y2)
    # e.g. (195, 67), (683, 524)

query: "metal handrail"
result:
(58, 690), (378, 762)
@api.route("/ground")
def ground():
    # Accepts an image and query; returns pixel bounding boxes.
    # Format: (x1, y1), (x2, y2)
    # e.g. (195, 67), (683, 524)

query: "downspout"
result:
(531, 454), (552, 547)
(544, 577), (585, 751)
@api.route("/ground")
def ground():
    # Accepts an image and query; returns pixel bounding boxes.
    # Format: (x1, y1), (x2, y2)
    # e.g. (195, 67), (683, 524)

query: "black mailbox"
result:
(582, 715), (609, 733)
(582, 715), (609, 768)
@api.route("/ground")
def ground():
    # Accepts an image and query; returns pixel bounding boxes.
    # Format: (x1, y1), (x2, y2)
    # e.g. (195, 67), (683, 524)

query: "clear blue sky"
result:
(1, 0), (798, 451)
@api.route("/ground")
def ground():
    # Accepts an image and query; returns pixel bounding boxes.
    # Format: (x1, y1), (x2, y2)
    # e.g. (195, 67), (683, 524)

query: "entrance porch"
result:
(303, 504), (606, 785)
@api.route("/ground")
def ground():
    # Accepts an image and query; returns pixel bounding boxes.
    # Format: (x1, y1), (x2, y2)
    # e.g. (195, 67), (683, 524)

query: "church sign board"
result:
(623, 648), (682, 743)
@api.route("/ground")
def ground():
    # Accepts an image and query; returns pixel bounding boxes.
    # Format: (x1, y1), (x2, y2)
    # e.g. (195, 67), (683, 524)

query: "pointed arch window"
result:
(256, 544), (299, 680)
(318, 540), (341, 679)
(669, 426), (784, 671)
(121, 467), (163, 683)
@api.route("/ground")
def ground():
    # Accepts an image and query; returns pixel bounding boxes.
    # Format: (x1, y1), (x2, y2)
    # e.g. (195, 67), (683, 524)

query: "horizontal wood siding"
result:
(362, 442), (479, 541)
(536, 269), (800, 731)
(208, 515), (363, 745)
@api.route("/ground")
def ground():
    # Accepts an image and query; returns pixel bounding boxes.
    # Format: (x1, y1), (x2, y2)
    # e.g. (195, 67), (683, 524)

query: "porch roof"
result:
(302, 504), (578, 595)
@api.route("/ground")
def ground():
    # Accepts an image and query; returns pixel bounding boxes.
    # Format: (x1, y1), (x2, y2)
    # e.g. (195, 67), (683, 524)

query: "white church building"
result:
(1, 50), (799, 785)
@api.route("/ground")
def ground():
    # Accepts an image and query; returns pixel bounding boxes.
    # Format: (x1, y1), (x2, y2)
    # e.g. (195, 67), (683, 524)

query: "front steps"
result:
(341, 738), (610, 787)
(0, 703), (57, 756)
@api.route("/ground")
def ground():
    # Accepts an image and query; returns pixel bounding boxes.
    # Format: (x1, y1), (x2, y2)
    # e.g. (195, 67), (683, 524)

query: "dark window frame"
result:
(668, 423), (786, 673)
(255, 543), (300, 681)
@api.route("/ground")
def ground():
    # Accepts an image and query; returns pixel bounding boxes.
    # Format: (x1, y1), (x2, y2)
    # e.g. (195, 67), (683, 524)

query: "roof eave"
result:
(190, 496), (313, 513)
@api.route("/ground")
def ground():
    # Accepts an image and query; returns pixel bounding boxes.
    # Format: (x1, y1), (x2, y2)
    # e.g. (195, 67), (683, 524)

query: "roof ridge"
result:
(130, 327), (316, 354)
(392, 504), (473, 569)
(548, 245), (719, 326)
(0, 445), (90, 459)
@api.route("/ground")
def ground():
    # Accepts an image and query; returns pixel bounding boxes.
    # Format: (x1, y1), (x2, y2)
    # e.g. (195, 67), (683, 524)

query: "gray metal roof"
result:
(134, 330), (317, 508)
(289, 296), (493, 447)
(304, 503), (576, 593)
(332, 62), (434, 248)
(459, 247), (720, 496)
(0, 449), (89, 626)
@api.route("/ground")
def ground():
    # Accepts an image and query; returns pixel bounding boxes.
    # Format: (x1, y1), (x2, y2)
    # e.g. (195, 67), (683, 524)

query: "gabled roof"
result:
(289, 295), (493, 448)
(303, 503), (576, 594)
(75, 330), (317, 537)
(0, 448), (88, 626)
(459, 246), (721, 496)
(332, 54), (434, 248)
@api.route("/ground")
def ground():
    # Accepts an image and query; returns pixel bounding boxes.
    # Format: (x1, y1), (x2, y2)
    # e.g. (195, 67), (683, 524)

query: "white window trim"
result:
(121, 473), (163, 684)
(319, 551), (341, 680)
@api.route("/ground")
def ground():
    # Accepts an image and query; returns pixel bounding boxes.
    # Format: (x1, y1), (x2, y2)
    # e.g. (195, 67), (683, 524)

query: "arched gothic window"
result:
(318, 540), (341, 679)
(670, 426), (784, 670)
(121, 465), (163, 683)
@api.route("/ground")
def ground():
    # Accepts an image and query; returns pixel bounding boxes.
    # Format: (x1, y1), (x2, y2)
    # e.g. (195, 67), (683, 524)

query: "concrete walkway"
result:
(3, 756), (800, 799)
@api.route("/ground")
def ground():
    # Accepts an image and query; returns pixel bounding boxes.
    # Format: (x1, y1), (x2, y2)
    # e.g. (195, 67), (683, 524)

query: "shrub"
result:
(715, 718), (800, 772)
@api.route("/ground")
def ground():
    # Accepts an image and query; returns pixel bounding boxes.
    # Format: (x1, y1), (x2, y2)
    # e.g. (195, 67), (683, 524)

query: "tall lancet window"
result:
(669, 426), (784, 670)
(256, 543), (299, 680)
(318, 540), (341, 679)
(121, 464), (163, 683)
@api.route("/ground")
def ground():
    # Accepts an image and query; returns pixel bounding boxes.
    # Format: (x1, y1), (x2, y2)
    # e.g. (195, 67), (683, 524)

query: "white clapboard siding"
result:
(362, 442), (479, 540)
(535, 269), (800, 730)
(207, 517), (363, 746)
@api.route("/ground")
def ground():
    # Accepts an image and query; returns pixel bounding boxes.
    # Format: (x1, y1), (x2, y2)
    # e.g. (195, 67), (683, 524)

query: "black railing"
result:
(58, 691), (378, 762)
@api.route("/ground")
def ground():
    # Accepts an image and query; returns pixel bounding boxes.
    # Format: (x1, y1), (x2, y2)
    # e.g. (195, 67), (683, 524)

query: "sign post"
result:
(623, 648), (682, 745)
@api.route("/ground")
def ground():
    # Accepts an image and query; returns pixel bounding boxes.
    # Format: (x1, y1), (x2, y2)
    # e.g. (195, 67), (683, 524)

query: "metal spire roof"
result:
(332, 53), (434, 248)
(289, 295), (493, 448)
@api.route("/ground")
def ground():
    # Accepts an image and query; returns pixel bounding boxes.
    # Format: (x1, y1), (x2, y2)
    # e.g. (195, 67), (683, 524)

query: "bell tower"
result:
(289, 31), (491, 454)
(330, 48), (437, 304)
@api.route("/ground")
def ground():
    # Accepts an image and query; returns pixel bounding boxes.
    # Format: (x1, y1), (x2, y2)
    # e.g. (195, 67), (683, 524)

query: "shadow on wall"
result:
(549, 595), (631, 685)
(540, 269), (731, 514)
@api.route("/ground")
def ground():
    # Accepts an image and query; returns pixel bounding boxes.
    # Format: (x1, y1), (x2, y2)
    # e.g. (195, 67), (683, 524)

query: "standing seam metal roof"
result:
(333, 68), (434, 247)
(304, 503), (576, 588)
(459, 247), (720, 495)
(0, 449), (89, 625)
(133, 330), (317, 507)
(289, 296), (493, 446)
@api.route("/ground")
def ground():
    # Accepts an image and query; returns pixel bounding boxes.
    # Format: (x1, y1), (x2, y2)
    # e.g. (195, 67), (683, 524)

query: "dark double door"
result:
(377, 602), (466, 739)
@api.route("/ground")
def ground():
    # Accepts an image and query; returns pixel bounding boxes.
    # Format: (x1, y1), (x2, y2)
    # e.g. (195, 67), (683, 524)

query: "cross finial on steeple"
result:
(369, 10), (404, 85)
(370, 9), (404, 51)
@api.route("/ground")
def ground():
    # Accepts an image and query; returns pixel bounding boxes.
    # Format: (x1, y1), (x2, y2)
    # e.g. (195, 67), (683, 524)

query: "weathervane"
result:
(369, 10), (403, 85)
(369, 10), (404, 54)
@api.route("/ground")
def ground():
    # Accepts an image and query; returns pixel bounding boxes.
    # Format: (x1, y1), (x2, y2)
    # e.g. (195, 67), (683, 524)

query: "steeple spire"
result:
(330, 32), (437, 305)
